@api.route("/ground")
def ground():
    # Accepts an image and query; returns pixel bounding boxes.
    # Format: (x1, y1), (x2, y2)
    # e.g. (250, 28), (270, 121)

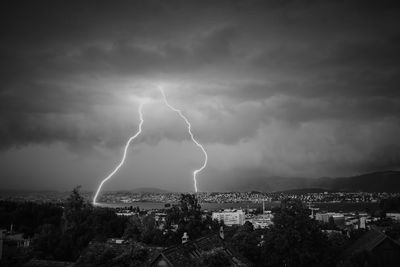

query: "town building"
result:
(0, 228), (31, 262)
(212, 209), (245, 226)
(245, 211), (274, 229)
(315, 212), (345, 227)
(386, 213), (400, 221)
(116, 211), (138, 216)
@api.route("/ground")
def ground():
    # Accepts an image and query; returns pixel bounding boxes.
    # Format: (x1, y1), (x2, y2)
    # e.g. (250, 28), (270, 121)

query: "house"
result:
(106, 237), (126, 244)
(151, 231), (251, 267)
(338, 229), (400, 267)
(1, 230), (31, 263)
(5, 233), (31, 248)
(386, 213), (400, 221)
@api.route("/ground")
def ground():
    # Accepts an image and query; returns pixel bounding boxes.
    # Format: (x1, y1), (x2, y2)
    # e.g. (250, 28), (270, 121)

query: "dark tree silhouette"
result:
(259, 198), (329, 267)
(124, 215), (143, 242)
(33, 186), (127, 261)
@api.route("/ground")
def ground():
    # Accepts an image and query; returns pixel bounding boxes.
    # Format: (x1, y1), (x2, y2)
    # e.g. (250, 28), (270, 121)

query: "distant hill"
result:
(313, 170), (400, 192)
(226, 170), (400, 193)
(2, 171), (399, 194)
(223, 176), (315, 193)
(273, 188), (333, 194)
(129, 187), (170, 193)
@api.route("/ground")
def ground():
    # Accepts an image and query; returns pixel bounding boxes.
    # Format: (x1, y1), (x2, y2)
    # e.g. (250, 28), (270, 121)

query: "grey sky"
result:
(1, 1), (400, 191)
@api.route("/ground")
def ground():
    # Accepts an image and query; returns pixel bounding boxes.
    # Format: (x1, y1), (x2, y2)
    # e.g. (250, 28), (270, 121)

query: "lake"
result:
(98, 201), (379, 212)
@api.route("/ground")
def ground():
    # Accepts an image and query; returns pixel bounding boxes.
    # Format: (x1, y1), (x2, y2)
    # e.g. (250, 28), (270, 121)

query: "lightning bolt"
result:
(93, 101), (145, 205)
(93, 87), (207, 204)
(159, 87), (207, 193)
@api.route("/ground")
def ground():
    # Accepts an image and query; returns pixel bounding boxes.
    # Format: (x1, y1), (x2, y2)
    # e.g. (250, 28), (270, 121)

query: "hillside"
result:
(273, 188), (333, 194)
(226, 171), (400, 193)
(314, 171), (400, 192)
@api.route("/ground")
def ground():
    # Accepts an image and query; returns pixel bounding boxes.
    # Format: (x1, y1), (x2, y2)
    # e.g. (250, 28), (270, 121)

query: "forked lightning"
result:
(93, 88), (207, 204)
(159, 87), (208, 193)
(93, 102), (145, 205)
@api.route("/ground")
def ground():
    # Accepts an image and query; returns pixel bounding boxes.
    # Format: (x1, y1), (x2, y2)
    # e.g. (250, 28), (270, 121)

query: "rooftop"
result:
(151, 232), (251, 266)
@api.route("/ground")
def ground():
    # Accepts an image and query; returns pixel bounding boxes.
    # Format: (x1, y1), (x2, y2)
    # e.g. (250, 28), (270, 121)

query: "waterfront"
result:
(99, 201), (280, 211)
(98, 201), (379, 212)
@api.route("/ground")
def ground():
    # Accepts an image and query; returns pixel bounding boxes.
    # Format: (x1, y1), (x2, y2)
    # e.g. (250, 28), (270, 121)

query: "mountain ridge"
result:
(223, 170), (400, 193)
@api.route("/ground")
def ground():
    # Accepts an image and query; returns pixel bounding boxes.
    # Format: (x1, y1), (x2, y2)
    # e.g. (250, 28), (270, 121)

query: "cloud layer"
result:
(1, 1), (400, 191)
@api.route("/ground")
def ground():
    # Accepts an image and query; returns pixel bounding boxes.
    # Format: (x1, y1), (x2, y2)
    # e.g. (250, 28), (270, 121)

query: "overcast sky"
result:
(1, 0), (400, 192)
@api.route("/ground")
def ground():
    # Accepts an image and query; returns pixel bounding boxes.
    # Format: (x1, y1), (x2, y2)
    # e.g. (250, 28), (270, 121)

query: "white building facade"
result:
(212, 209), (245, 226)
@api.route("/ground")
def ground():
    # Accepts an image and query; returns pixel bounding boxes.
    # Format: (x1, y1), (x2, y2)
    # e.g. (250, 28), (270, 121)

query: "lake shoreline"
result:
(97, 201), (379, 212)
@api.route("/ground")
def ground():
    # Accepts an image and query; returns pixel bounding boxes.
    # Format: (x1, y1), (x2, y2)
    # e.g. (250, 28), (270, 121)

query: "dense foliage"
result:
(0, 187), (128, 263)
(123, 193), (219, 247)
(380, 196), (400, 213)
(164, 194), (219, 243)
(259, 199), (330, 266)
(0, 200), (62, 237)
(34, 187), (128, 261)
(4, 191), (400, 266)
(226, 198), (340, 267)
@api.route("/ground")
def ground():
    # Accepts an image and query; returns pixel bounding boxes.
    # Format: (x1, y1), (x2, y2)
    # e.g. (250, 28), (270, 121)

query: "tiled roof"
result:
(152, 233), (251, 266)
(345, 229), (400, 256)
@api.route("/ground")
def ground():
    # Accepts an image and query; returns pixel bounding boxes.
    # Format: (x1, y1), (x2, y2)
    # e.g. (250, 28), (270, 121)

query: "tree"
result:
(178, 194), (205, 240)
(54, 187), (126, 261)
(380, 196), (400, 213)
(242, 221), (254, 232)
(34, 224), (62, 259)
(229, 225), (262, 265)
(162, 194), (216, 246)
(0, 187), (128, 262)
(327, 216), (337, 230)
(91, 207), (127, 241)
(179, 194), (202, 222)
(259, 198), (329, 267)
(141, 215), (164, 245)
(63, 186), (90, 232)
(66, 186), (85, 210)
(321, 232), (349, 266)
(385, 221), (400, 240)
(130, 245), (150, 266)
(0, 201), (62, 238)
(165, 205), (181, 226)
(123, 215), (143, 242)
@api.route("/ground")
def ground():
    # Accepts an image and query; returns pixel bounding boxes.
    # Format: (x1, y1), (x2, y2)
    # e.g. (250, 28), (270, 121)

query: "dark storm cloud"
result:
(0, 82), (115, 149)
(365, 145), (400, 172)
(0, 0), (241, 149)
(70, 25), (236, 75)
(1, 0), (400, 190)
